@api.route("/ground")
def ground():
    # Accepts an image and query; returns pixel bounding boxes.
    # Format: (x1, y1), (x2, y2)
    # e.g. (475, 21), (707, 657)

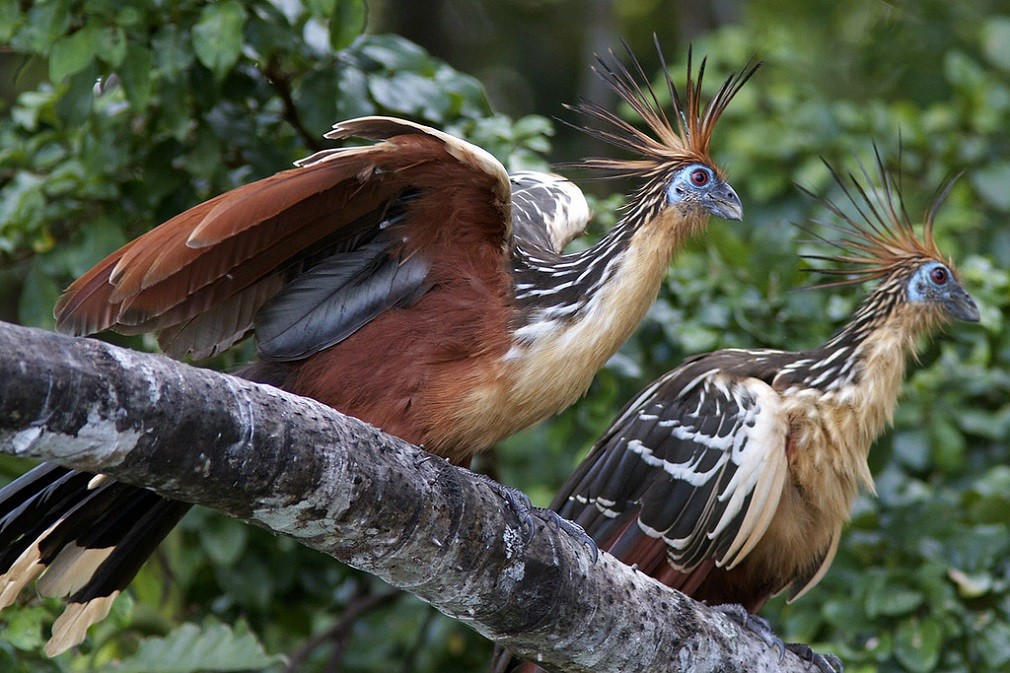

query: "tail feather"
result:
(0, 462), (67, 518)
(0, 463), (191, 653)
(0, 470), (95, 570)
(46, 594), (119, 657)
(68, 496), (189, 605)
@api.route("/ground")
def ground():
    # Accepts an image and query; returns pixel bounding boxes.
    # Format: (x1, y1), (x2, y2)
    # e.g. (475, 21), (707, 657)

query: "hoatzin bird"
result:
(492, 149), (980, 673)
(0, 48), (757, 655)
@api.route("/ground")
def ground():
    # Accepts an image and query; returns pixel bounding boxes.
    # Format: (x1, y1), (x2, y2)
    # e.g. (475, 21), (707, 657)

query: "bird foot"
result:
(471, 472), (598, 561)
(785, 642), (844, 673)
(713, 604), (843, 672)
(714, 603), (786, 660)
(539, 505), (599, 563)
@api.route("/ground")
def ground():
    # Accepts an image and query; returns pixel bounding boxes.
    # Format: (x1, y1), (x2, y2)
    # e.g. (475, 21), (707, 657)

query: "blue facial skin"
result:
(667, 163), (743, 221)
(906, 260), (980, 322)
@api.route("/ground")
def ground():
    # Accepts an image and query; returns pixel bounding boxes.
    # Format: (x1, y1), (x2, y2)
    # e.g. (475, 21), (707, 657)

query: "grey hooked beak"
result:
(705, 183), (743, 221)
(944, 284), (980, 323)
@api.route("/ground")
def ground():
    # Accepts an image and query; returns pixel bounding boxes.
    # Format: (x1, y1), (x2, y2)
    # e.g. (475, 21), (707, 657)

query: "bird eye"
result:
(690, 168), (710, 187)
(930, 266), (948, 284)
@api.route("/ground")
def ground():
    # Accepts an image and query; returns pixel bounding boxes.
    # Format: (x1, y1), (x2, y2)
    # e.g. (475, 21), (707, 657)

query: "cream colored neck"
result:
(508, 209), (705, 412)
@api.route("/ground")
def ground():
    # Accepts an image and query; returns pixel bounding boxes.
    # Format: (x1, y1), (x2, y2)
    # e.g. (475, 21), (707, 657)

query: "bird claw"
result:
(473, 473), (599, 562)
(714, 603), (786, 660)
(785, 642), (845, 673)
(714, 604), (843, 672)
(540, 507), (599, 563)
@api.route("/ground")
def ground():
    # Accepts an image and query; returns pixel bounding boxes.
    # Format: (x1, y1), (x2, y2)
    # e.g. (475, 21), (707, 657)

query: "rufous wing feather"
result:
(54, 118), (512, 354)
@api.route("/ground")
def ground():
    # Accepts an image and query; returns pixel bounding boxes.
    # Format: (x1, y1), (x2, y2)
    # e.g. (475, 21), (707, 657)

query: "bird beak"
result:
(943, 284), (980, 322)
(704, 182), (743, 221)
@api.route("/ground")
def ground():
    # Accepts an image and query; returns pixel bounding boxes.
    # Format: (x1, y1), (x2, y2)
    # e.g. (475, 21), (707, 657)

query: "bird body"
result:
(0, 46), (758, 654)
(251, 154), (719, 459)
(547, 152), (979, 629)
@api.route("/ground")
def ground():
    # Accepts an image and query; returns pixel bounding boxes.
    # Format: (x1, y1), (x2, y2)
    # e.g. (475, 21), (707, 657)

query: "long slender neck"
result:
(778, 275), (940, 452)
(511, 215), (637, 318)
(498, 191), (708, 423)
(510, 178), (703, 337)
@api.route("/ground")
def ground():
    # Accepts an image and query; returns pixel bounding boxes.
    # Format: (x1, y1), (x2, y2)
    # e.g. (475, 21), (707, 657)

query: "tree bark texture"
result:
(0, 321), (818, 673)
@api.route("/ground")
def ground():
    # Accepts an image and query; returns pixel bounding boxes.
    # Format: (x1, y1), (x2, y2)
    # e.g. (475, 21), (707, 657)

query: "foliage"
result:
(1, 1), (1009, 673)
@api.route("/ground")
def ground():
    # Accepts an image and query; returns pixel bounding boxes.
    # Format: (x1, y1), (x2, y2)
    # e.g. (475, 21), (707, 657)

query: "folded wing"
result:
(555, 355), (790, 586)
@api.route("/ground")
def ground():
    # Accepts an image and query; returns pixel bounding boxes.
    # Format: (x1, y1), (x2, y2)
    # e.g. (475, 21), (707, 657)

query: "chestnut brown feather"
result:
(55, 133), (508, 346)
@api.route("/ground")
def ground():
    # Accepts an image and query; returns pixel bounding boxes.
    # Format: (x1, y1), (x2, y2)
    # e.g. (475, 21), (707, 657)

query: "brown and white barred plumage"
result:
(0, 46), (757, 655)
(565, 149), (978, 603)
(493, 148), (979, 672)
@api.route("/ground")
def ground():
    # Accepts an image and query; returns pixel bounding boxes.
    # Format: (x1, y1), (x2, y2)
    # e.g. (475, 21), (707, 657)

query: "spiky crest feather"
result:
(799, 144), (959, 288)
(564, 37), (760, 179)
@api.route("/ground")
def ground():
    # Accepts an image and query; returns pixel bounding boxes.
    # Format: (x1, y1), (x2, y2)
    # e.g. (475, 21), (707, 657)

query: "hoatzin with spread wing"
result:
(0, 47), (758, 654)
(492, 148), (980, 673)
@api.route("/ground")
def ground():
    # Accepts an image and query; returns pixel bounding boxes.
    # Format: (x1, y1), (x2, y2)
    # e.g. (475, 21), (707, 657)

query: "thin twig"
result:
(263, 58), (323, 153)
(285, 584), (401, 673)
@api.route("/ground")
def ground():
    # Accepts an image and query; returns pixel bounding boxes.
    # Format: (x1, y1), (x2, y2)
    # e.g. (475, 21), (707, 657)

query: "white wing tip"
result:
(44, 593), (119, 656)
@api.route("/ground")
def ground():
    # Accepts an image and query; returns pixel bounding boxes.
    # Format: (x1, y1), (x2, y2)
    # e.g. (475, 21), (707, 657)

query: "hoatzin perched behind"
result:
(492, 148), (980, 673)
(0, 48), (757, 654)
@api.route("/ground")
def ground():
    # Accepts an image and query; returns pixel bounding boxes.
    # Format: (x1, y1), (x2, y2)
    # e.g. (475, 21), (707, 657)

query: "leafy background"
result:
(0, 1), (1008, 672)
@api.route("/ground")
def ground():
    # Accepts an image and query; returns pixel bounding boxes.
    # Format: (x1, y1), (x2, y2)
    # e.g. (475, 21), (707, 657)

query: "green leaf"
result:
(110, 619), (282, 673)
(296, 68), (340, 135)
(358, 34), (430, 71)
(305, 0), (336, 13)
(983, 17), (1010, 71)
(19, 262), (60, 329)
(15, 2), (69, 53)
(894, 617), (942, 673)
(54, 61), (100, 126)
(946, 567), (992, 598)
(369, 71), (450, 120)
(0, 0), (20, 43)
(865, 583), (924, 617)
(191, 1), (246, 79)
(119, 43), (154, 109)
(153, 23), (194, 79)
(329, 0), (366, 50)
(98, 23), (128, 68)
(929, 415), (966, 473)
(0, 605), (49, 651)
(49, 23), (99, 83)
(971, 161), (1010, 211)
(977, 619), (1010, 668)
(199, 517), (248, 566)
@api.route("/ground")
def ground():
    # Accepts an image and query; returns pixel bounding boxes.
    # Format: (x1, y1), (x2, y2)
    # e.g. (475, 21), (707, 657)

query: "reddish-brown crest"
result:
(566, 37), (761, 178)
(800, 144), (957, 287)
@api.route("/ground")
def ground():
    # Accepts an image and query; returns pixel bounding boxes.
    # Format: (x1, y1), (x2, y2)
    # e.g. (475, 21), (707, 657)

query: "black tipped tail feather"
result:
(0, 463), (189, 655)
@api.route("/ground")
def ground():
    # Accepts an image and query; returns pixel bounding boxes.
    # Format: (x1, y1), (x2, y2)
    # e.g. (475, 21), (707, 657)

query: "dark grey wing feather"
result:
(254, 241), (431, 361)
(556, 354), (789, 572)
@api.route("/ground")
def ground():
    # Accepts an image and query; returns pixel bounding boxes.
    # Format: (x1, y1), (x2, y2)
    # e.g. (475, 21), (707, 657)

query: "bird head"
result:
(904, 259), (979, 323)
(801, 145), (980, 328)
(563, 39), (759, 227)
(666, 163), (743, 221)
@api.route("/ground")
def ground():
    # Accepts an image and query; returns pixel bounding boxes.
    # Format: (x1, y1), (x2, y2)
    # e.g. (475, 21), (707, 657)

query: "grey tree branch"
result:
(0, 321), (818, 673)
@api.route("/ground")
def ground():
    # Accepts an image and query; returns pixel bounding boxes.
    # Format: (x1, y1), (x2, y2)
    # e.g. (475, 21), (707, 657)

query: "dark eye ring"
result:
(930, 266), (948, 284)
(690, 168), (709, 186)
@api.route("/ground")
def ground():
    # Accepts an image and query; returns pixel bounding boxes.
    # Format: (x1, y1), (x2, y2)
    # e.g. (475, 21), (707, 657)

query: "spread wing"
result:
(54, 117), (512, 361)
(509, 171), (590, 254)
(555, 355), (789, 582)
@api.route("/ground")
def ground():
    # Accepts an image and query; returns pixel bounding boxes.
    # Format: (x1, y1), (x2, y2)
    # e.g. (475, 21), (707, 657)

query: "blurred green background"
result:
(0, 1), (1008, 672)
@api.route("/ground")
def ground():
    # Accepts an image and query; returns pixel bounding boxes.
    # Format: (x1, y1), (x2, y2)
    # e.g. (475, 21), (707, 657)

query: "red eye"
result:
(930, 266), (948, 284)
(690, 168), (710, 186)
